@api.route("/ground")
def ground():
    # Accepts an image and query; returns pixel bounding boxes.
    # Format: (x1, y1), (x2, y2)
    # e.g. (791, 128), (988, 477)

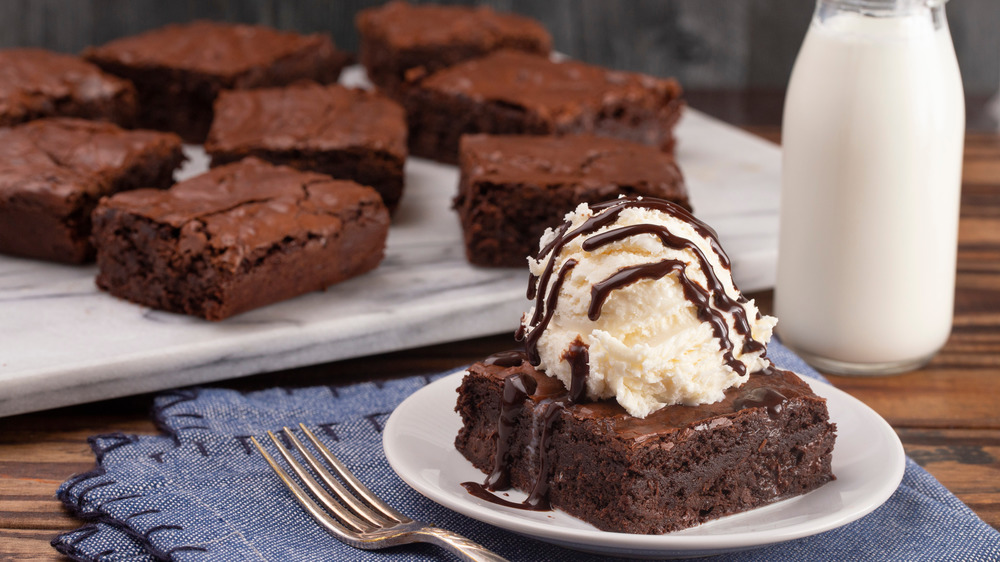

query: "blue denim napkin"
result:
(53, 340), (1000, 561)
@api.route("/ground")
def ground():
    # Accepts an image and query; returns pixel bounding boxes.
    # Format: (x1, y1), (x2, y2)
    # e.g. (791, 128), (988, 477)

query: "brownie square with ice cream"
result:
(455, 197), (836, 533)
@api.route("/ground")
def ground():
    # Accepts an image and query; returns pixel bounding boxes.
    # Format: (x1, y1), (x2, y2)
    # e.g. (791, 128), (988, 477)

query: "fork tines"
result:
(253, 423), (508, 561)
(251, 423), (411, 542)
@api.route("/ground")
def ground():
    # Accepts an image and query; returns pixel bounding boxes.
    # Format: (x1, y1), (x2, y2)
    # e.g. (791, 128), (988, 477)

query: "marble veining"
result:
(0, 101), (780, 416)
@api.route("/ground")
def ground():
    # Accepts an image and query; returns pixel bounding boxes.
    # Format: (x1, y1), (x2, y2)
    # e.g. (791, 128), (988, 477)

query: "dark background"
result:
(2, 0), (997, 124)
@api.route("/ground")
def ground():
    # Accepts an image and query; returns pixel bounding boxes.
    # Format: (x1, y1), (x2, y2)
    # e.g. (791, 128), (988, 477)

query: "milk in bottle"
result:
(776, 0), (964, 374)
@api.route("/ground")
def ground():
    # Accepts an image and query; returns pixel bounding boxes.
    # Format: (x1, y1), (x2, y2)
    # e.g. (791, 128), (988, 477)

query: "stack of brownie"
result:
(0, 47), (188, 265)
(0, 21), (393, 321)
(0, 2), (692, 317)
(356, 2), (684, 163)
(355, 1), (689, 269)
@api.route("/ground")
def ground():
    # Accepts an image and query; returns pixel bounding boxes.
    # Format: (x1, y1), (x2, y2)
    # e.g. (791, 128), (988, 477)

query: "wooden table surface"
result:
(3, 97), (999, 560)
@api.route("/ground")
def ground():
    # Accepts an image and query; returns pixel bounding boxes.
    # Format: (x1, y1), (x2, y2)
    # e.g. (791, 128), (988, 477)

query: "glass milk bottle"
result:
(775, 0), (964, 375)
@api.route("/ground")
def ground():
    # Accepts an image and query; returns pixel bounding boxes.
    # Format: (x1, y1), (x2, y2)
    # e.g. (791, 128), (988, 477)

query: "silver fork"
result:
(252, 423), (508, 562)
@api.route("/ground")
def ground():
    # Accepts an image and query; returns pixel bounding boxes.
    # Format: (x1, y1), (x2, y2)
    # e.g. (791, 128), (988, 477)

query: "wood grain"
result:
(3, 110), (999, 560)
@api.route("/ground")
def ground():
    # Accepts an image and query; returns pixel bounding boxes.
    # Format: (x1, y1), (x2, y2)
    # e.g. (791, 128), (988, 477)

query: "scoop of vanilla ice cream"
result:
(521, 200), (776, 418)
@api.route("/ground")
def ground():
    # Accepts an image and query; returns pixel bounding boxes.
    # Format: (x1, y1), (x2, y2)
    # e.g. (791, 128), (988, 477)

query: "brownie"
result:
(455, 134), (691, 267)
(92, 158), (390, 321)
(84, 21), (351, 142)
(206, 83), (407, 213)
(0, 118), (184, 263)
(357, 1), (551, 96)
(404, 50), (684, 164)
(455, 361), (837, 534)
(0, 48), (137, 127)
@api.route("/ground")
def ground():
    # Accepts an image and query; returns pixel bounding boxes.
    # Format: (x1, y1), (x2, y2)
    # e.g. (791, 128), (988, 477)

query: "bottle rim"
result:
(822, 0), (948, 14)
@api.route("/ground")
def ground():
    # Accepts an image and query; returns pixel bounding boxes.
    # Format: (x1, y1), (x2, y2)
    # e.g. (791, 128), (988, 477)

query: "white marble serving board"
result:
(0, 100), (780, 418)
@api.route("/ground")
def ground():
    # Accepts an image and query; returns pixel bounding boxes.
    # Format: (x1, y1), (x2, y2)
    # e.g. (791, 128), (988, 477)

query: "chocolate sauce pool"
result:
(464, 198), (783, 511)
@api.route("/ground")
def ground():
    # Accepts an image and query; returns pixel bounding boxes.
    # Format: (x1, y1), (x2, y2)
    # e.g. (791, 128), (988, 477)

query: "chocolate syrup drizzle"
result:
(521, 197), (766, 377)
(561, 337), (590, 404)
(465, 344), (588, 510)
(461, 368), (556, 510)
(484, 372), (537, 490)
(519, 259), (577, 365)
(466, 198), (778, 511)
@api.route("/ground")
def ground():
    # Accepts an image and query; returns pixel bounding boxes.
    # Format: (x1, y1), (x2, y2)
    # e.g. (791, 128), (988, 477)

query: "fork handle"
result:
(416, 526), (510, 562)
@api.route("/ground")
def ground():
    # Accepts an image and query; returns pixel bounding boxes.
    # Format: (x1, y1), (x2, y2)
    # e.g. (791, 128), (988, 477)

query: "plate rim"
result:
(383, 369), (905, 554)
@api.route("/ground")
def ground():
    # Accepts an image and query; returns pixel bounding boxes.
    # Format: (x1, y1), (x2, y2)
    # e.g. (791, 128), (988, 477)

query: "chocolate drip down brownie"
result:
(454, 198), (836, 533)
(405, 50), (684, 164)
(0, 49), (137, 127)
(92, 158), (390, 321)
(455, 134), (690, 267)
(84, 21), (351, 142)
(0, 118), (183, 263)
(357, 0), (551, 96)
(206, 83), (408, 213)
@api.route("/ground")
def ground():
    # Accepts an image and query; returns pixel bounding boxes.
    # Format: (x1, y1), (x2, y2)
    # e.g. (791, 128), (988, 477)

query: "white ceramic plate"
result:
(383, 371), (905, 558)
